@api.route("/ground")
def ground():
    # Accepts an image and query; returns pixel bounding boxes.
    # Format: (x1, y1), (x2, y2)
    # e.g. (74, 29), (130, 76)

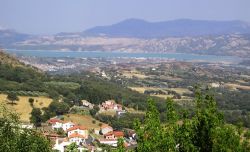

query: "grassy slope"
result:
(0, 94), (52, 122)
(63, 114), (105, 129)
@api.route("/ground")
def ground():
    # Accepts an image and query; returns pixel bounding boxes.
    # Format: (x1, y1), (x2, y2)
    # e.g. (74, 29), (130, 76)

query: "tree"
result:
(30, 108), (42, 128)
(134, 98), (164, 151)
(7, 92), (19, 105)
(134, 89), (249, 152)
(28, 98), (34, 106)
(56, 128), (65, 136)
(0, 104), (52, 152)
(65, 142), (78, 152)
(90, 105), (100, 116)
(48, 101), (70, 115)
(115, 138), (126, 152)
(196, 92), (220, 151)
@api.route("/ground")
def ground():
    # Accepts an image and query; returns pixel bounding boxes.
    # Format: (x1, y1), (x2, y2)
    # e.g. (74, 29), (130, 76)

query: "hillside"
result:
(0, 50), (26, 67)
(0, 51), (157, 119)
(13, 34), (250, 58)
(0, 51), (52, 122)
(0, 50), (45, 92)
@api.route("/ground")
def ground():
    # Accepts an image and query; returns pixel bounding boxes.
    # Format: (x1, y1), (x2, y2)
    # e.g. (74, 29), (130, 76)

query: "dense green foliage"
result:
(65, 142), (78, 152)
(134, 90), (250, 152)
(95, 113), (144, 130)
(30, 108), (43, 128)
(41, 101), (70, 121)
(0, 105), (52, 152)
(115, 138), (126, 152)
(28, 98), (34, 106)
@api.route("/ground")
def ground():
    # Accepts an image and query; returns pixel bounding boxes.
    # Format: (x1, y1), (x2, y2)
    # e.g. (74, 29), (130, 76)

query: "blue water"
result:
(5, 50), (241, 63)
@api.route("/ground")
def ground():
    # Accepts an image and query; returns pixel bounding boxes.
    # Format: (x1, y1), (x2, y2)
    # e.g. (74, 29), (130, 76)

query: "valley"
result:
(8, 50), (250, 128)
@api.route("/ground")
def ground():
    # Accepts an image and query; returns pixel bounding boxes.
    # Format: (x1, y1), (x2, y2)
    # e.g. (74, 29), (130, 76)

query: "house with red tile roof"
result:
(100, 100), (122, 111)
(104, 131), (124, 140)
(68, 133), (87, 145)
(67, 125), (89, 139)
(47, 118), (63, 130)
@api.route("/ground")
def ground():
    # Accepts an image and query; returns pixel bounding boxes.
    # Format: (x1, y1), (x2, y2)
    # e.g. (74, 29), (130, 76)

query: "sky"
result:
(0, 0), (250, 35)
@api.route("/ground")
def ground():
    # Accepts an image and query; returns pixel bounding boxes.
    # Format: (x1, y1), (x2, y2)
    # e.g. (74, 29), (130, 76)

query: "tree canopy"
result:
(134, 89), (250, 152)
(7, 92), (19, 105)
(0, 104), (52, 152)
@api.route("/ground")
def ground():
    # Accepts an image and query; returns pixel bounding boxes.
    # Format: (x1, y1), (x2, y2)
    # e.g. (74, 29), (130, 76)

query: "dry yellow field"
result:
(235, 79), (248, 84)
(125, 107), (145, 114)
(225, 83), (250, 90)
(129, 87), (191, 95)
(0, 94), (52, 122)
(151, 94), (174, 99)
(170, 88), (192, 95)
(129, 87), (157, 93)
(157, 75), (183, 81)
(122, 70), (148, 79)
(98, 110), (116, 116)
(63, 114), (105, 129)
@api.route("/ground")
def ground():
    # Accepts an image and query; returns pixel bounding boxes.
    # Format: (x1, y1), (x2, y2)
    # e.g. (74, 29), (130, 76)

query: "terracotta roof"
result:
(113, 131), (124, 137)
(67, 125), (87, 132)
(47, 118), (63, 124)
(68, 133), (86, 139)
(104, 131), (124, 138)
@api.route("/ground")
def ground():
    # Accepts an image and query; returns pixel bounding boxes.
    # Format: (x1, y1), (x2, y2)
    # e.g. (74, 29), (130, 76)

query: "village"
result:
(30, 99), (137, 152)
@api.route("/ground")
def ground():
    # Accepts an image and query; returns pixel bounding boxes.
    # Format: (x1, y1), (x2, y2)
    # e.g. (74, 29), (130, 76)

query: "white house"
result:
(67, 125), (89, 138)
(62, 121), (75, 132)
(48, 118), (63, 130)
(81, 100), (94, 109)
(100, 124), (113, 135)
(68, 133), (87, 145)
(20, 123), (34, 129)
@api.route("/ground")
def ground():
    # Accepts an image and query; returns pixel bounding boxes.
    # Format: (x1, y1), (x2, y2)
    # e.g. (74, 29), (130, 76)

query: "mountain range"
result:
(82, 19), (250, 38)
(1, 19), (250, 58)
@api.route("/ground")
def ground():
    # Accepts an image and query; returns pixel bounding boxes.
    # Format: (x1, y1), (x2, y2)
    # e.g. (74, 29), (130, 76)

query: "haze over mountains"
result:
(1, 19), (250, 57)
(82, 19), (250, 38)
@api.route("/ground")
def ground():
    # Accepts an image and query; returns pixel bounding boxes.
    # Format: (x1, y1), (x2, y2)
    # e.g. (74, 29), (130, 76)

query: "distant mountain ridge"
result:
(0, 29), (31, 47)
(1, 19), (250, 58)
(82, 18), (250, 38)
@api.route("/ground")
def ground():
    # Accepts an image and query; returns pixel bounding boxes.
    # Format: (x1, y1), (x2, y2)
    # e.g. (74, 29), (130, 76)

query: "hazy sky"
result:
(0, 0), (250, 34)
